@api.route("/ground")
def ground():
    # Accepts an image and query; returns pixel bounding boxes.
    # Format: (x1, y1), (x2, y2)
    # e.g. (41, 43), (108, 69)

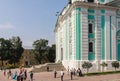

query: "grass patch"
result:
(85, 71), (120, 76)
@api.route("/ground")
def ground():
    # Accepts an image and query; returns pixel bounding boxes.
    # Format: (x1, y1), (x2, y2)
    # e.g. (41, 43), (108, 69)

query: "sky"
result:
(0, 0), (68, 49)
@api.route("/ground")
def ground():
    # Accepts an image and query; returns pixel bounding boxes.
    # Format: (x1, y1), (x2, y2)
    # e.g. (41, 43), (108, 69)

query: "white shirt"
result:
(61, 71), (64, 76)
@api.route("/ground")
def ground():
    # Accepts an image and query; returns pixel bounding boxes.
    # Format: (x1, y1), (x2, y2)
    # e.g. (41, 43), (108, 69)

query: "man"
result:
(30, 71), (33, 81)
(70, 69), (73, 80)
(53, 68), (57, 78)
(61, 69), (64, 81)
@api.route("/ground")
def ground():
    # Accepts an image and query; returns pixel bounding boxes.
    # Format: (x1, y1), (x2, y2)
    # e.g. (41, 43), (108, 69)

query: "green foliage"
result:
(0, 36), (24, 67)
(33, 39), (56, 64)
(8, 36), (24, 66)
(85, 71), (120, 76)
(111, 61), (119, 71)
(0, 38), (13, 66)
(100, 62), (108, 72)
(5, 64), (19, 69)
(47, 44), (56, 62)
(82, 61), (93, 73)
(33, 39), (49, 64)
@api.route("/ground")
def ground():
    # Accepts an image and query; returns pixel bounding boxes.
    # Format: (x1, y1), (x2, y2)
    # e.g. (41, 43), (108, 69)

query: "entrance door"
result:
(61, 48), (63, 60)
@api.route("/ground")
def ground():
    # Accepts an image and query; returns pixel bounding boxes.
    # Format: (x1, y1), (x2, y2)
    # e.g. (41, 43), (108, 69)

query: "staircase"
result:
(33, 63), (66, 72)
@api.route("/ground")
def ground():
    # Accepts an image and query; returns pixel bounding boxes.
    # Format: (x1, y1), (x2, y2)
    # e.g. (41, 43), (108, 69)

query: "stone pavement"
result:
(1, 69), (120, 81)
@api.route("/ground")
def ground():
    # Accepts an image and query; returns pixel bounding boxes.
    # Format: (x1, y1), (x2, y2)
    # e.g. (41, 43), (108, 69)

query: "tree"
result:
(0, 38), (12, 67)
(111, 61), (119, 71)
(47, 44), (56, 62)
(33, 39), (48, 64)
(100, 62), (108, 72)
(82, 62), (93, 73)
(8, 36), (24, 66)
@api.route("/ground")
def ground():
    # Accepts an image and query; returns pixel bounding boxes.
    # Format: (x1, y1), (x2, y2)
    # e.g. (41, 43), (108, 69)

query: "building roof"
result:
(54, 1), (119, 32)
(106, 0), (120, 7)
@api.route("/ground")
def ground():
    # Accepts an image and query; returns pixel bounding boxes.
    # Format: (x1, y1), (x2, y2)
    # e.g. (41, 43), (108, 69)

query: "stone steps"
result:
(33, 63), (66, 72)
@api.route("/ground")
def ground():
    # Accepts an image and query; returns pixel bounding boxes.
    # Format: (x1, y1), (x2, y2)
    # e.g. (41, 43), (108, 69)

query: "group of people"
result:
(3, 66), (34, 81)
(69, 68), (83, 80)
(53, 67), (83, 81)
(53, 69), (64, 81)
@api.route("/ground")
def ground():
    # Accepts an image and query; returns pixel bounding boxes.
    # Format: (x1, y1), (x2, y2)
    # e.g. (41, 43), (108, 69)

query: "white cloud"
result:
(0, 22), (15, 29)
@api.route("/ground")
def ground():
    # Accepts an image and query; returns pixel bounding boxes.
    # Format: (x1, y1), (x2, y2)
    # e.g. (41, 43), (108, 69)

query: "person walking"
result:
(47, 66), (49, 72)
(19, 71), (24, 81)
(60, 69), (64, 81)
(70, 69), (73, 80)
(53, 68), (57, 78)
(7, 69), (12, 79)
(77, 68), (83, 77)
(24, 70), (27, 80)
(4, 69), (6, 76)
(67, 66), (70, 75)
(30, 71), (33, 81)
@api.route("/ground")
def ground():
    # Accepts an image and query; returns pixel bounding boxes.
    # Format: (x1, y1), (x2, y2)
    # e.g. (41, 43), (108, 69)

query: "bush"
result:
(5, 64), (19, 69)
(100, 62), (108, 72)
(111, 61), (119, 71)
(82, 62), (93, 73)
(85, 71), (120, 76)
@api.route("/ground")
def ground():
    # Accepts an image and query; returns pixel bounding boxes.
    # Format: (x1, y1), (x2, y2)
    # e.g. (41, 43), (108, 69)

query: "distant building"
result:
(20, 49), (37, 66)
(55, 0), (120, 72)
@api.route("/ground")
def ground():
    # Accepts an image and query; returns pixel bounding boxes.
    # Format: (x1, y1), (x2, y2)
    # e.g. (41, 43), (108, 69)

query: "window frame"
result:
(89, 42), (94, 53)
(88, 23), (93, 33)
(88, 0), (94, 2)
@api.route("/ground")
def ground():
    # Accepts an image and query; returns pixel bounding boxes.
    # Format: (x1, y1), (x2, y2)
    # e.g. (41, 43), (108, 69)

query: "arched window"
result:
(88, 0), (94, 2)
(88, 23), (93, 33)
(89, 42), (93, 52)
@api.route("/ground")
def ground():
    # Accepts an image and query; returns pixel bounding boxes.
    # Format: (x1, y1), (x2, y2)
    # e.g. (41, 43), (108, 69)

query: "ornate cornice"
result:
(54, 1), (118, 32)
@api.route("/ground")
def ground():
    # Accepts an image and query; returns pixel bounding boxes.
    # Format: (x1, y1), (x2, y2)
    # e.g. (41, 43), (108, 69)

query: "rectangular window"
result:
(89, 42), (93, 52)
(89, 23), (93, 33)
(88, 0), (94, 2)
(118, 22), (120, 28)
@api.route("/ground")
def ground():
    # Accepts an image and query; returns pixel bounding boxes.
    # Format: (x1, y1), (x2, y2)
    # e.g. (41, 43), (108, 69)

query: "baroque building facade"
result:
(55, 0), (120, 72)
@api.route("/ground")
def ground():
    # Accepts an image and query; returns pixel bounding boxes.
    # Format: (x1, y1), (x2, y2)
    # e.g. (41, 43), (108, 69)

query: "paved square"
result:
(1, 69), (120, 81)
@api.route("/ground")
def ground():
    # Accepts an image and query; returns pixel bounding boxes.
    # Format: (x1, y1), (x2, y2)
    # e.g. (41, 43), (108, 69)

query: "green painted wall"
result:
(118, 42), (120, 61)
(88, 15), (95, 20)
(100, 0), (105, 3)
(117, 31), (120, 61)
(88, 34), (95, 38)
(76, 7), (81, 60)
(101, 9), (105, 60)
(88, 9), (95, 13)
(88, 52), (95, 60)
(110, 16), (112, 60)
(88, 9), (95, 61)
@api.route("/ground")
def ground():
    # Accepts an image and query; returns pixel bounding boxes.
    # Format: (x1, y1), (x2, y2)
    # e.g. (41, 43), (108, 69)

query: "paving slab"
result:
(1, 70), (120, 81)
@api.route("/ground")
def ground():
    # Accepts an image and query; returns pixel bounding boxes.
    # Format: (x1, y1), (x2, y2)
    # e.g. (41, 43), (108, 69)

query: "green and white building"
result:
(54, 0), (120, 72)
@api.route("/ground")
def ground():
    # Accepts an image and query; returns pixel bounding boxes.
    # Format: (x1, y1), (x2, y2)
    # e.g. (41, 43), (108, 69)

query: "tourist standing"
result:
(70, 69), (73, 80)
(47, 66), (49, 72)
(4, 69), (6, 76)
(7, 69), (12, 79)
(60, 69), (64, 81)
(30, 71), (33, 81)
(73, 68), (76, 76)
(24, 70), (27, 80)
(77, 68), (83, 77)
(13, 71), (17, 80)
(53, 68), (57, 78)
(67, 66), (70, 75)
(19, 71), (24, 81)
